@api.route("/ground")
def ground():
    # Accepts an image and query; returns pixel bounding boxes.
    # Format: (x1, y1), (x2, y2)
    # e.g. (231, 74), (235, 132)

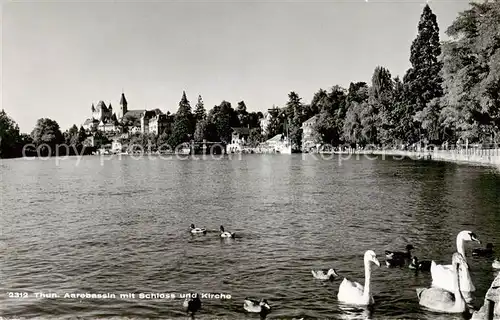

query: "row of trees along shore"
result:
(1, 2), (499, 158)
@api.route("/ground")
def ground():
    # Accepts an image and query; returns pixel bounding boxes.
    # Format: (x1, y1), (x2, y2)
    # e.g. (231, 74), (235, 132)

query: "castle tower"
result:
(91, 103), (96, 119)
(119, 92), (128, 120)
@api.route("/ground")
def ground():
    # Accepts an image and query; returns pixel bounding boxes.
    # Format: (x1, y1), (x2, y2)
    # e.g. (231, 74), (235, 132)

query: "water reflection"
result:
(337, 304), (373, 320)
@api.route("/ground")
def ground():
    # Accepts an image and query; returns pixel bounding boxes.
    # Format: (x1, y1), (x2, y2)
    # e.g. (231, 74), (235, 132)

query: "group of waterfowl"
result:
(190, 224), (235, 238)
(187, 224), (273, 318)
(312, 230), (499, 314)
(186, 226), (499, 318)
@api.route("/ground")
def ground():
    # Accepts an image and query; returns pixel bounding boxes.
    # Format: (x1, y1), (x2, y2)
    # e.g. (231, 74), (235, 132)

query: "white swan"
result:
(337, 250), (380, 306)
(493, 259), (500, 269)
(311, 268), (339, 280)
(431, 230), (480, 292)
(417, 252), (468, 313)
(219, 225), (235, 238)
(190, 224), (207, 234)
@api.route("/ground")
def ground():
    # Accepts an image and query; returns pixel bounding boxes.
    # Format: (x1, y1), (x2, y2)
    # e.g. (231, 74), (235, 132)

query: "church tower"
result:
(119, 92), (128, 120)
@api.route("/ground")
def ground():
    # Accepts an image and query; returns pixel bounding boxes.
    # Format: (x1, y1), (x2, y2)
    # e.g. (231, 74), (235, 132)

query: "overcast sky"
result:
(2, 0), (473, 133)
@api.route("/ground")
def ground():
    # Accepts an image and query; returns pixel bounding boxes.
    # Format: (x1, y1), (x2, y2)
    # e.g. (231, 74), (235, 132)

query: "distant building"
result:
(148, 113), (174, 135)
(227, 127), (251, 153)
(140, 109), (164, 134)
(301, 115), (320, 152)
(82, 92), (169, 135)
(257, 133), (289, 152)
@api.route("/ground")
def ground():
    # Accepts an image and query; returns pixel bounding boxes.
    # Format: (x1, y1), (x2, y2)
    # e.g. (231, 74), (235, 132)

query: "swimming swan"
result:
(417, 252), (468, 313)
(311, 268), (339, 280)
(493, 259), (500, 269)
(219, 225), (235, 238)
(431, 230), (480, 293)
(190, 224), (207, 234)
(243, 298), (271, 315)
(337, 250), (380, 306)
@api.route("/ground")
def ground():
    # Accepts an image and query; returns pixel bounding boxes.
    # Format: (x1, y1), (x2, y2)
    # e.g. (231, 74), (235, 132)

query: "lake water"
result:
(1, 154), (499, 320)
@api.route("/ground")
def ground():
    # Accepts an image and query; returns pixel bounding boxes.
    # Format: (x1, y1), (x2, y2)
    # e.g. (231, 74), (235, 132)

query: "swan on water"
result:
(311, 268), (339, 280)
(417, 252), (468, 313)
(190, 224), (207, 234)
(430, 230), (480, 293)
(492, 259), (500, 269)
(337, 250), (380, 306)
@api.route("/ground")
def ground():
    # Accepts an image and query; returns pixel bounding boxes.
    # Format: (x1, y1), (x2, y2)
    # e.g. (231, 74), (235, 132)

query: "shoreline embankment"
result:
(325, 148), (500, 168)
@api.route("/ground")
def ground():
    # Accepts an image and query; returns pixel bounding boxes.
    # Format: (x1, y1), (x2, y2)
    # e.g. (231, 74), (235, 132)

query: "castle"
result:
(82, 92), (173, 135)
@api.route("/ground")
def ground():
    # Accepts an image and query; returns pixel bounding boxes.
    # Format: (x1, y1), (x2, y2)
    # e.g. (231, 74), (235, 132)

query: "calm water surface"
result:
(1, 154), (499, 320)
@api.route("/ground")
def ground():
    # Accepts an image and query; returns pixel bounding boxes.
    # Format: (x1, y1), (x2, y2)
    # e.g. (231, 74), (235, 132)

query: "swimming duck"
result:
(417, 252), (468, 313)
(493, 259), (500, 269)
(190, 224), (207, 234)
(409, 256), (432, 271)
(183, 293), (201, 317)
(431, 230), (480, 293)
(385, 244), (414, 260)
(311, 268), (339, 280)
(243, 298), (271, 315)
(386, 256), (406, 268)
(219, 225), (235, 238)
(472, 243), (493, 257)
(337, 250), (380, 306)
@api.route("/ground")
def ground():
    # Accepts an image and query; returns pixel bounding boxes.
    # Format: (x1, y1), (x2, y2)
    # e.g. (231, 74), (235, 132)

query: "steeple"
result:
(109, 103), (113, 111)
(120, 92), (127, 108)
(91, 103), (95, 112)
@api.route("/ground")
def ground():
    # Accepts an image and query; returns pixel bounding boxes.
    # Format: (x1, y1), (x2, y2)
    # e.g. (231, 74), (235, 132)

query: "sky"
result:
(1, 0), (474, 133)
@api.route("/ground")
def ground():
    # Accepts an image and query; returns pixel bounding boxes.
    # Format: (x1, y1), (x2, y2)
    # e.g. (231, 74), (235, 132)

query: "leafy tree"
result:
(286, 91), (305, 149)
(236, 101), (249, 126)
(207, 101), (238, 143)
(403, 4), (444, 143)
(368, 66), (393, 145)
(265, 108), (282, 140)
(440, 0), (500, 143)
(343, 102), (365, 146)
(0, 110), (21, 158)
(194, 118), (208, 142)
(247, 127), (264, 147)
(30, 118), (64, 155)
(194, 95), (207, 122)
(169, 91), (194, 147)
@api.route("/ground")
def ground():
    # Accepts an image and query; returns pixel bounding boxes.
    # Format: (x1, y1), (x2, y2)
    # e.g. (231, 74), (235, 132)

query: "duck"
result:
(430, 230), (480, 293)
(243, 298), (271, 315)
(183, 293), (201, 317)
(472, 243), (493, 257)
(416, 252), (468, 313)
(386, 256), (406, 268)
(190, 224), (207, 234)
(409, 256), (432, 271)
(385, 244), (414, 260)
(311, 268), (339, 280)
(337, 250), (380, 306)
(219, 225), (235, 238)
(493, 259), (500, 269)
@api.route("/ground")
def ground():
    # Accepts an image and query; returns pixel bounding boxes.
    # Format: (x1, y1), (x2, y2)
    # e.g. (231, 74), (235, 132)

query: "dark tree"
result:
(0, 110), (21, 158)
(403, 4), (444, 144)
